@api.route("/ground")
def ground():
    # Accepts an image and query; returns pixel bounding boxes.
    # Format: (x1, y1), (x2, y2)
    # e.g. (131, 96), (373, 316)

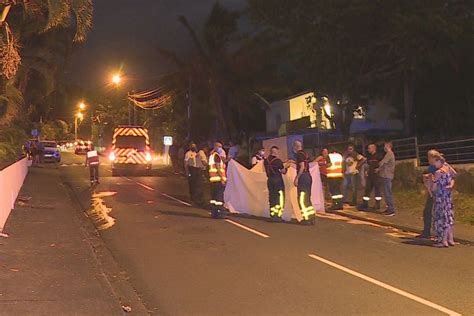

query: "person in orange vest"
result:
(208, 141), (227, 218)
(327, 150), (344, 211)
(85, 148), (100, 185)
(293, 140), (316, 225)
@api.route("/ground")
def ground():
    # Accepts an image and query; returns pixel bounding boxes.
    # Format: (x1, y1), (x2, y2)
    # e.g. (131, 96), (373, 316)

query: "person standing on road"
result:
(185, 143), (206, 206)
(431, 155), (457, 247)
(418, 150), (457, 239)
(227, 141), (239, 162)
(358, 144), (383, 211)
(342, 144), (365, 206)
(208, 141), (227, 218)
(378, 141), (396, 216)
(169, 144), (179, 174)
(327, 150), (344, 211)
(251, 148), (265, 166)
(85, 148), (100, 185)
(293, 140), (315, 225)
(315, 148), (330, 198)
(264, 146), (287, 220)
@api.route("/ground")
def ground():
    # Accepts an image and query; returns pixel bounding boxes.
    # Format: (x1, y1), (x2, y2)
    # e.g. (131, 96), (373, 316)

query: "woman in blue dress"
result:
(431, 156), (456, 247)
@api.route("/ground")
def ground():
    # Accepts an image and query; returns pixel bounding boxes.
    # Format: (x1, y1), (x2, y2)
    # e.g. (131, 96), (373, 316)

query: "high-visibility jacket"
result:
(327, 152), (343, 179)
(86, 150), (99, 165)
(209, 151), (227, 183)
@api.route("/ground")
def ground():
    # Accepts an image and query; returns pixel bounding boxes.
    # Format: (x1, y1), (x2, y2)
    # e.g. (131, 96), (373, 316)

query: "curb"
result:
(61, 176), (151, 315)
(333, 210), (474, 245)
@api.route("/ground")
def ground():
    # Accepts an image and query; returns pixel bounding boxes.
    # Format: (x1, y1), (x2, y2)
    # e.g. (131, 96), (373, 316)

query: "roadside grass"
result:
(393, 189), (474, 226)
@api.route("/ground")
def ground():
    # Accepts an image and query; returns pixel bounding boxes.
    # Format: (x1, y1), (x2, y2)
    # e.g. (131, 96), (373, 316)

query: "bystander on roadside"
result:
(378, 141), (396, 216)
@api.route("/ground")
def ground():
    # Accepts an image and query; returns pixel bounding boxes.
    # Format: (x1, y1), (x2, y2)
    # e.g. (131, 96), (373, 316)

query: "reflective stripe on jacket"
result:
(327, 152), (343, 179)
(209, 152), (227, 183)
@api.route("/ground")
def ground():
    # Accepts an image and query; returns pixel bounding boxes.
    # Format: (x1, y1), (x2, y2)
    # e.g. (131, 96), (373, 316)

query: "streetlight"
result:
(111, 72), (134, 125)
(75, 112), (84, 140)
(112, 74), (122, 86)
(79, 102), (86, 110)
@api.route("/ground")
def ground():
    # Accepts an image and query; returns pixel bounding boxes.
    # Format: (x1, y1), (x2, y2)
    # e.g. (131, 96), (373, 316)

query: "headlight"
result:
(145, 152), (152, 162)
(109, 152), (116, 161)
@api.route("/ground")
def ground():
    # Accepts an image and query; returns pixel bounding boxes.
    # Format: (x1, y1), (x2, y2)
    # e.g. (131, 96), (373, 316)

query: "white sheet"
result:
(224, 160), (325, 222)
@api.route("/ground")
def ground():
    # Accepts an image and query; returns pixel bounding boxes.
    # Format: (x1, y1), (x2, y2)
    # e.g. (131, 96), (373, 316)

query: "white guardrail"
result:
(0, 157), (30, 234)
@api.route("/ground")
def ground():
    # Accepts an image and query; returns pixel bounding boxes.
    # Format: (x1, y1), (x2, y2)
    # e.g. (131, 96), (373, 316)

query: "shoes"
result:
(383, 211), (395, 217)
(415, 234), (430, 239)
(433, 242), (448, 248)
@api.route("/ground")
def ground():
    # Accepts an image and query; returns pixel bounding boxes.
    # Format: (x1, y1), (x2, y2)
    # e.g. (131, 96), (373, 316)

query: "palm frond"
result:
(44, 0), (71, 32)
(71, 0), (92, 42)
(0, 80), (24, 127)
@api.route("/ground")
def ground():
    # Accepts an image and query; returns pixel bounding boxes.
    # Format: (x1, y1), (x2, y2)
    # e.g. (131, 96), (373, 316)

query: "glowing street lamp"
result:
(75, 112), (84, 140)
(79, 102), (86, 110)
(112, 74), (122, 86)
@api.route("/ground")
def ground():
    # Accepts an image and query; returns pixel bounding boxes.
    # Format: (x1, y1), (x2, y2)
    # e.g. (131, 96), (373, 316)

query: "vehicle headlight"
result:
(109, 152), (116, 161)
(145, 152), (152, 162)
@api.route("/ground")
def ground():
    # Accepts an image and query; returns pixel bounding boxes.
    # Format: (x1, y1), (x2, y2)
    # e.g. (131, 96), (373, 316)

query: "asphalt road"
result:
(60, 152), (474, 315)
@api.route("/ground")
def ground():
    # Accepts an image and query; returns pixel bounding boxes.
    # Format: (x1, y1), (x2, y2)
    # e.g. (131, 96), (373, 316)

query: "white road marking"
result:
(308, 254), (461, 316)
(136, 182), (155, 191)
(224, 219), (270, 239)
(160, 193), (192, 206)
(123, 176), (133, 182)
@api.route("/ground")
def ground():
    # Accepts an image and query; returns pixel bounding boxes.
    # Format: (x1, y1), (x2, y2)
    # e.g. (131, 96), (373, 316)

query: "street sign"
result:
(31, 129), (38, 137)
(163, 136), (173, 146)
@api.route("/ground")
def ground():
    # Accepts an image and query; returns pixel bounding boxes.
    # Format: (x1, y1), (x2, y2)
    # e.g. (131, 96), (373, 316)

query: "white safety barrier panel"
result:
(0, 158), (30, 232)
(224, 160), (325, 222)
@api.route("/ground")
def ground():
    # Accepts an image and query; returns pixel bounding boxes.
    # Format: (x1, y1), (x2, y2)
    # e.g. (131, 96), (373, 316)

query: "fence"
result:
(418, 138), (474, 166)
(0, 157), (30, 232)
(392, 137), (419, 161)
(323, 135), (474, 166)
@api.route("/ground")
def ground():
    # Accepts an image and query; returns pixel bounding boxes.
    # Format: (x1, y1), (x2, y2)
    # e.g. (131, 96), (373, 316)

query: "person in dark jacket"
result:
(264, 146), (287, 220)
(358, 144), (383, 211)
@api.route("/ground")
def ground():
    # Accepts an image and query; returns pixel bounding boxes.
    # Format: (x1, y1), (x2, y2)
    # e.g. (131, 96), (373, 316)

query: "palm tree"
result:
(0, 0), (93, 127)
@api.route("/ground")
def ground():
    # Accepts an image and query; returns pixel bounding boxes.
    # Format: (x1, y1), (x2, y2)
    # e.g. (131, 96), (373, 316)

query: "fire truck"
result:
(108, 126), (152, 176)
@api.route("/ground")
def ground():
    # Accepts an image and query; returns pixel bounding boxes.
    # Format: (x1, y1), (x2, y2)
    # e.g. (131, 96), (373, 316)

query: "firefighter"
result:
(208, 141), (227, 218)
(85, 148), (100, 185)
(358, 143), (383, 211)
(264, 146), (287, 220)
(293, 140), (316, 225)
(327, 150), (344, 211)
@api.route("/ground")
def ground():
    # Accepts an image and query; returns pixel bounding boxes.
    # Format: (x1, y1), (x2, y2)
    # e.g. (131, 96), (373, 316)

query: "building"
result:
(266, 91), (333, 136)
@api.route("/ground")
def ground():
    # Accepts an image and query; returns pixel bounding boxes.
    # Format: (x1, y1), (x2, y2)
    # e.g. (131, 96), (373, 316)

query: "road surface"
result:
(59, 152), (473, 315)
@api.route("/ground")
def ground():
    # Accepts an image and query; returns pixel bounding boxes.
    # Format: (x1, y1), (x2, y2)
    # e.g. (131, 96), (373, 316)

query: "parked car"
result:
(41, 141), (61, 162)
(75, 140), (93, 154)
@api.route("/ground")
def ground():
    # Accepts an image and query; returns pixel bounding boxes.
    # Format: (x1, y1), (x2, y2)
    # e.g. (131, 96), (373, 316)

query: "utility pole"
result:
(187, 77), (192, 140)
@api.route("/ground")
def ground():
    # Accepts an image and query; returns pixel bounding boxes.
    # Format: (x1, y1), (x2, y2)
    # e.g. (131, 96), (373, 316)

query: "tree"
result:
(0, 0), (93, 128)
(247, 0), (474, 137)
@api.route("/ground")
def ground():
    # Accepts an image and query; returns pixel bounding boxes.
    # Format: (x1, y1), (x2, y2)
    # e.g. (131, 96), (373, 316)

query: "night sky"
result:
(66, 0), (245, 90)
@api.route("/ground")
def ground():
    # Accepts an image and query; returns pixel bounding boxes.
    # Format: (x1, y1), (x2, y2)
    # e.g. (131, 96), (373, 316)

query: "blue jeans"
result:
(343, 173), (358, 204)
(382, 177), (394, 212)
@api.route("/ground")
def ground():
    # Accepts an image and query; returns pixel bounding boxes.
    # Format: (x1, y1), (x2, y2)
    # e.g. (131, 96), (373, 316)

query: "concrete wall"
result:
(0, 158), (30, 231)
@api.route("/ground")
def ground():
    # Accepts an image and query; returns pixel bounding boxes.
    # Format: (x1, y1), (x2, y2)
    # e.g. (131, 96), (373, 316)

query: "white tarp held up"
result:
(224, 160), (325, 222)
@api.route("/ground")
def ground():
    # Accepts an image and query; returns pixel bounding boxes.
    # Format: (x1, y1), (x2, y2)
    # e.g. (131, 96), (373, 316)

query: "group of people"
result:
(420, 150), (457, 247)
(22, 140), (43, 165)
(179, 139), (458, 242)
(314, 142), (396, 215)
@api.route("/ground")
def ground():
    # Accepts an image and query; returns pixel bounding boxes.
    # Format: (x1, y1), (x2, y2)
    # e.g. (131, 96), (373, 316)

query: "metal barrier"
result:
(392, 137), (419, 161)
(418, 138), (474, 166)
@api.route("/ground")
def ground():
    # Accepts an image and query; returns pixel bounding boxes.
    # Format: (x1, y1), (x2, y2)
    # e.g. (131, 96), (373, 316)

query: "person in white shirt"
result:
(251, 148), (265, 166)
(227, 141), (239, 162)
(185, 143), (206, 205)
